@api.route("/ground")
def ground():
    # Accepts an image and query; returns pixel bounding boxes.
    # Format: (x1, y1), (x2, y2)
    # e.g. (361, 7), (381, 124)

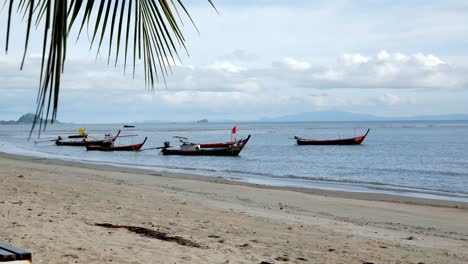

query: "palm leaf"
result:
(4, 0), (217, 138)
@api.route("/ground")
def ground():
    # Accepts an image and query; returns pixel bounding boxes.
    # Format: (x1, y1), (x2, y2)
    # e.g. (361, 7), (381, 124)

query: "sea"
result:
(1, 121), (468, 202)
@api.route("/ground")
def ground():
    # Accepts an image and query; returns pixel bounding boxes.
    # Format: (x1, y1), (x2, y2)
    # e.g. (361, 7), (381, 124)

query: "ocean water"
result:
(1, 121), (468, 202)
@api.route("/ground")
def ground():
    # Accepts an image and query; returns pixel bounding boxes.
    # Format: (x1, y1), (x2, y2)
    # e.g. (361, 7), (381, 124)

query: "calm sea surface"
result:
(1, 121), (467, 202)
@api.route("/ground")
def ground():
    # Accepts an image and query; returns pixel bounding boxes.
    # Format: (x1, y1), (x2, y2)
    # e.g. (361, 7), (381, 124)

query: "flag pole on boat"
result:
(231, 124), (239, 142)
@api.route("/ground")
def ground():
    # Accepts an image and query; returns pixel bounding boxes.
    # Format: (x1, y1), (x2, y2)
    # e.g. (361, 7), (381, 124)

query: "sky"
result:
(1, 0), (468, 123)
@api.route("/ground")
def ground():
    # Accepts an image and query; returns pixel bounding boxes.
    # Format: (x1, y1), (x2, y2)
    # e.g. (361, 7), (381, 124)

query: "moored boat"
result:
(86, 137), (147, 151)
(67, 134), (88, 139)
(199, 141), (236, 148)
(295, 129), (370, 145)
(55, 130), (121, 147)
(67, 128), (88, 138)
(162, 135), (251, 156)
(184, 124), (240, 148)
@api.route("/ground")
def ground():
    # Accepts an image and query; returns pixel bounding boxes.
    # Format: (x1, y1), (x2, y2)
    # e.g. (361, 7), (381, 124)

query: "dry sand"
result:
(1, 153), (467, 264)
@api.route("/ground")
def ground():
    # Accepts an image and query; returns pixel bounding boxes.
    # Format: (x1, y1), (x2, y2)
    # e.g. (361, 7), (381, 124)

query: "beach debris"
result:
(296, 257), (308, 261)
(94, 223), (205, 248)
(17, 175), (24, 178)
(406, 236), (415, 240)
(238, 243), (250, 248)
(363, 262), (375, 264)
(62, 254), (79, 259)
(208, 234), (221, 238)
(275, 256), (290, 261)
(260, 261), (274, 264)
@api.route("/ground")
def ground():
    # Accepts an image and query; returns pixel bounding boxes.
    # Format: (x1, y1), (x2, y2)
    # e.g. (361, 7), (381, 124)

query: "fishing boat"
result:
(55, 130), (121, 146)
(179, 124), (240, 148)
(295, 129), (370, 145)
(162, 135), (251, 156)
(67, 134), (88, 139)
(123, 125), (135, 128)
(86, 137), (147, 151)
(198, 141), (237, 148)
(67, 128), (88, 138)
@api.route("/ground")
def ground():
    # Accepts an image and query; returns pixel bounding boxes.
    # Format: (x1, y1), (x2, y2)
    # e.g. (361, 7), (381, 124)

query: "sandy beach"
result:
(1, 153), (467, 264)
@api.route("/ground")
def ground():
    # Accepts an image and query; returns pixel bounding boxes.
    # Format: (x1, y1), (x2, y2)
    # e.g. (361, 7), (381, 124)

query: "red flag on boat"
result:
(231, 124), (239, 134)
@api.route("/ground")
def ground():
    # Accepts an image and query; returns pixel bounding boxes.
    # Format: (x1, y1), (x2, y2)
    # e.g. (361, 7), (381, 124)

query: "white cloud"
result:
(1, 48), (467, 123)
(377, 50), (391, 61)
(273, 51), (466, 90)
(379, 93), (404, 105)
(341, 53), (370, 66)
(282, 57), (311, 71)
(412, 53), (446, 68)
(394, 52), (409, 62)
(311, 69), (342, 81)
(209, 61), (244, 73)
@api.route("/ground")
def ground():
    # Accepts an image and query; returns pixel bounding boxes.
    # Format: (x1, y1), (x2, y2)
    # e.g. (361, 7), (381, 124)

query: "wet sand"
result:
(1, 153), (467, 263)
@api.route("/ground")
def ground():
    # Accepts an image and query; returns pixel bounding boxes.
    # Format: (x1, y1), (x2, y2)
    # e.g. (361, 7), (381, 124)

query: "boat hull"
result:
(199, 141), (236, 148)
(296, 129), (370, 145)
(162, 135), (251, 156)
(86, 138), (147, 151)
(162, 146), (243, 156)
(55, 130), (121, 147)
(56, 140), (113, 147)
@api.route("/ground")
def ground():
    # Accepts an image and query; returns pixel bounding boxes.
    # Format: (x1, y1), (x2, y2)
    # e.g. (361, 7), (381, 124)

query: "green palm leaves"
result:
(4, 0), (216, 135)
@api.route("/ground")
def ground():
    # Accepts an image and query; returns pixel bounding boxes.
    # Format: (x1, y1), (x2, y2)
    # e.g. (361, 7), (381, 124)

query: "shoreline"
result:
(1, 151), (467, 209)
(1, 151), (468, 263)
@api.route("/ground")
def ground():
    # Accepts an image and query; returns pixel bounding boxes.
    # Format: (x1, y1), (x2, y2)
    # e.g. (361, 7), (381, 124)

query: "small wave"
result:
(377, 167), (468, 178)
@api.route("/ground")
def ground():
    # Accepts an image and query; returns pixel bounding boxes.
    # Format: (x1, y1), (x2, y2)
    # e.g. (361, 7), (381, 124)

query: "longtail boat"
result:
(67, 128), (88, 138)
(86, 137), (147, 151)
(178, 124), (240, 148)
(162, 135), (251, 156)
(55, 130), (121, 146)
(176, 139), (236, 149)
(199, 141), (236, 148)
(67, 134), (88, 139)
(295, 129), (370, 145)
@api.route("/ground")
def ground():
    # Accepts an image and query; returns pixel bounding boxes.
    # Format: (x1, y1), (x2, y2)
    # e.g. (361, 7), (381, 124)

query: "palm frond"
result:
(4, 0), (217, 138)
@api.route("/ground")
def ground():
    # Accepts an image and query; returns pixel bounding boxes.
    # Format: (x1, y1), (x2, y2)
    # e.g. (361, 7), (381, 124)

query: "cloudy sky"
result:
(1, 0), (468, 123)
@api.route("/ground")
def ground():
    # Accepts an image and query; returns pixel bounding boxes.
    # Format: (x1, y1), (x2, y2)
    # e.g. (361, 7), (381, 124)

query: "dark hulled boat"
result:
(86, 137), (147, 151)
(199, 141), (236, 148)
(55, 130), (121, 146)
(67, 134), (88, 139)
(162, 135), (251, 156)
(295, 129), (370, 145)
(196, 124), (240, 148)
(67, 128), (88, 138)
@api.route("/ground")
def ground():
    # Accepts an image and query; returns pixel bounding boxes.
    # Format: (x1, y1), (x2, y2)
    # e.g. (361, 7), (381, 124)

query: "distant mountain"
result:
(0, 113), (60, 125)
(402, 114), (468, 121)
(257, 111), (468, 122)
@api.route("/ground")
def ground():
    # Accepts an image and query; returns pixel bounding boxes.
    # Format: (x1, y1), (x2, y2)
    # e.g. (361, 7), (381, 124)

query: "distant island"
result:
(197, 119), (209, 123)
(0, 113), (60, 125)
